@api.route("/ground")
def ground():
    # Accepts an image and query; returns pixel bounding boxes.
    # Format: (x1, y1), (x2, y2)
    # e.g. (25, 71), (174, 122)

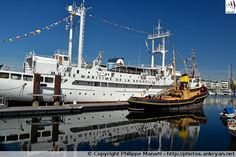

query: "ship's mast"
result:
(173, 50), (177, 89)
(191, 49), (198, 78)
(67, 1), (87, 67)
(77, 2), (86, 67)
(148, 20), (170, 68)
(67, 4), (77, 64)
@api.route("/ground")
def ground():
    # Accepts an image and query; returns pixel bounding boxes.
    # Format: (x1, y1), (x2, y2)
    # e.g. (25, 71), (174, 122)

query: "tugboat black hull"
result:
(128, 92), (209, 113)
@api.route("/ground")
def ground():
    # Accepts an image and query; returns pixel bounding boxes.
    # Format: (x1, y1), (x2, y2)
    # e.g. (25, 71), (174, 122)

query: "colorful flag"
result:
(35, 29), (41, 33)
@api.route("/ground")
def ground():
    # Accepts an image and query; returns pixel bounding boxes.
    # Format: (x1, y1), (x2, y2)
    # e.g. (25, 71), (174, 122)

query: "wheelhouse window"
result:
(0, 72), (9, 79)
(11, 73), (21, 80)
(45, 77), (53, 83)
(23, 75), (33, 81)
(64, 56), (68, 61)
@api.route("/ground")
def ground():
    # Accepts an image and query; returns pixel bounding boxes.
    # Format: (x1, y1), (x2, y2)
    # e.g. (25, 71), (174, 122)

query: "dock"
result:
(0, 102), (129, 118)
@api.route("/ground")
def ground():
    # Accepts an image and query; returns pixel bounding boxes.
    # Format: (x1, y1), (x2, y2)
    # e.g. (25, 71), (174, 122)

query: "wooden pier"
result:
(0, 105), (83, 118)
(0, 102), (129, 118)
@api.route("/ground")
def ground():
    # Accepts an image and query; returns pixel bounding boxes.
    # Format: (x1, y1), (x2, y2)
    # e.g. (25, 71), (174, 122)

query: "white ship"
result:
(0, 2), (180, 105)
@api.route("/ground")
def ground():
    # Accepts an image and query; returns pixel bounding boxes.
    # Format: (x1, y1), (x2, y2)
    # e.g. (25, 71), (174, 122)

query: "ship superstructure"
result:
(0, 2), (180, 105)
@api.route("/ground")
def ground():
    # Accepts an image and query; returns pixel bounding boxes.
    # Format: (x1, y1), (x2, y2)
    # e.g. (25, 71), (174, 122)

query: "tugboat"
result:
(128, 52), (209, 112)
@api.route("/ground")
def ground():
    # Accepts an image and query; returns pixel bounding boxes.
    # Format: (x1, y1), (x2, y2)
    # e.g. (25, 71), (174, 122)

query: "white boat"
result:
(0, 2), (180, 106)
(226, 119), (236, 136)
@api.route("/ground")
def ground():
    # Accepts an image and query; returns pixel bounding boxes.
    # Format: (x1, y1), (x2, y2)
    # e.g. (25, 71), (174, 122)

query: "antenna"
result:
(173, 50), (177, 89)
(148, 20), (171, 68)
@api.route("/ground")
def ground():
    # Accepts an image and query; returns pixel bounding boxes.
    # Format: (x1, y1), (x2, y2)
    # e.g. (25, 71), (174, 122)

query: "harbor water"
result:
(0, 95), (236, 151)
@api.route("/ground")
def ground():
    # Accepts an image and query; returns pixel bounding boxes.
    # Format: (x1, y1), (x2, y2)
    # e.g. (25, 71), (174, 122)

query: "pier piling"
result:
(54, 75), (61, 106)
(32, 74), (41, 107)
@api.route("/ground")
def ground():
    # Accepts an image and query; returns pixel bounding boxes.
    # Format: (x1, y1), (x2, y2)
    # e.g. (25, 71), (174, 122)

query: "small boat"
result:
(226, 119), (236, 136)
(128, 74), (209, 112)
(220, 107), (235, 119)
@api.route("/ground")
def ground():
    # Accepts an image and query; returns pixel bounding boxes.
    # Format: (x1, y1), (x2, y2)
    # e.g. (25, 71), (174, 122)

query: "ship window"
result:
(11, 73), (21, 80)
(42, 131), (51, 137)
(19, 133), (30, 139)
(94, 82), (100, 86)
(23, 75), (33, 81)
(0, 136), (5, 142)
(40, 77), (44, 82)
(64, 56), (68, 61)
(0, 72), (9, 79)
(6, 134), (18, 141)
(77, 70), (79, 74)
(72, 80), (79, 85)
(45, 77), (53, 83)
(81, 75), (85, 78)
(101, 82), (107, 87)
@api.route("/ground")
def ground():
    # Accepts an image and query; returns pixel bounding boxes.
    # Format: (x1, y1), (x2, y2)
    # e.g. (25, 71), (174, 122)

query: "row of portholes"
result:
(69, 92), (126, 97)
(76, 114), (113, 121)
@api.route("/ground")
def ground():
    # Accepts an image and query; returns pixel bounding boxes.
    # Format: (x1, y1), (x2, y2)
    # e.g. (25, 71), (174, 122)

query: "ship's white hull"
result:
(0, 70), (173, 105)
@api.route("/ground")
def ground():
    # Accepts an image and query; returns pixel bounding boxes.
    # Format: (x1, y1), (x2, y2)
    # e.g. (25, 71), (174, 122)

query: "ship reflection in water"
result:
(0, 104), (207, 151)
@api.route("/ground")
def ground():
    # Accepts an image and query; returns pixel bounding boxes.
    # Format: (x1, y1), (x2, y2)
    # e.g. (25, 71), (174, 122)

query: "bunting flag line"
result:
(2, 16), (70, 43)
(88, 14), (149, 35)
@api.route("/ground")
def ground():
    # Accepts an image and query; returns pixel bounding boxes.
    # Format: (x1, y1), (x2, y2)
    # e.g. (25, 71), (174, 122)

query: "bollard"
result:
(32, 73), (41, 107)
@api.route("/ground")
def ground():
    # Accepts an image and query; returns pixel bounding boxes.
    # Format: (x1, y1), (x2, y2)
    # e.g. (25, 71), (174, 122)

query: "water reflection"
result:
(0, 105), (207, 151)
(204, 95), (236, 106)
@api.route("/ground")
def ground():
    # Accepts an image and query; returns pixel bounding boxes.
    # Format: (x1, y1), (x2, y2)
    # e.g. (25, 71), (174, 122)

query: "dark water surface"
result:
(0, 95), (236, 151)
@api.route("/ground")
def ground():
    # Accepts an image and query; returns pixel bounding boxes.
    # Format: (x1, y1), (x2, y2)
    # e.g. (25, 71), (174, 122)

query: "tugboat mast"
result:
(148, 20), (170, 69)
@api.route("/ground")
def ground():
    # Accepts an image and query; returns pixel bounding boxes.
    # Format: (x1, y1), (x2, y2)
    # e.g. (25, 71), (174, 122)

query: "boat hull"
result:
(128, 91), (209, 112)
